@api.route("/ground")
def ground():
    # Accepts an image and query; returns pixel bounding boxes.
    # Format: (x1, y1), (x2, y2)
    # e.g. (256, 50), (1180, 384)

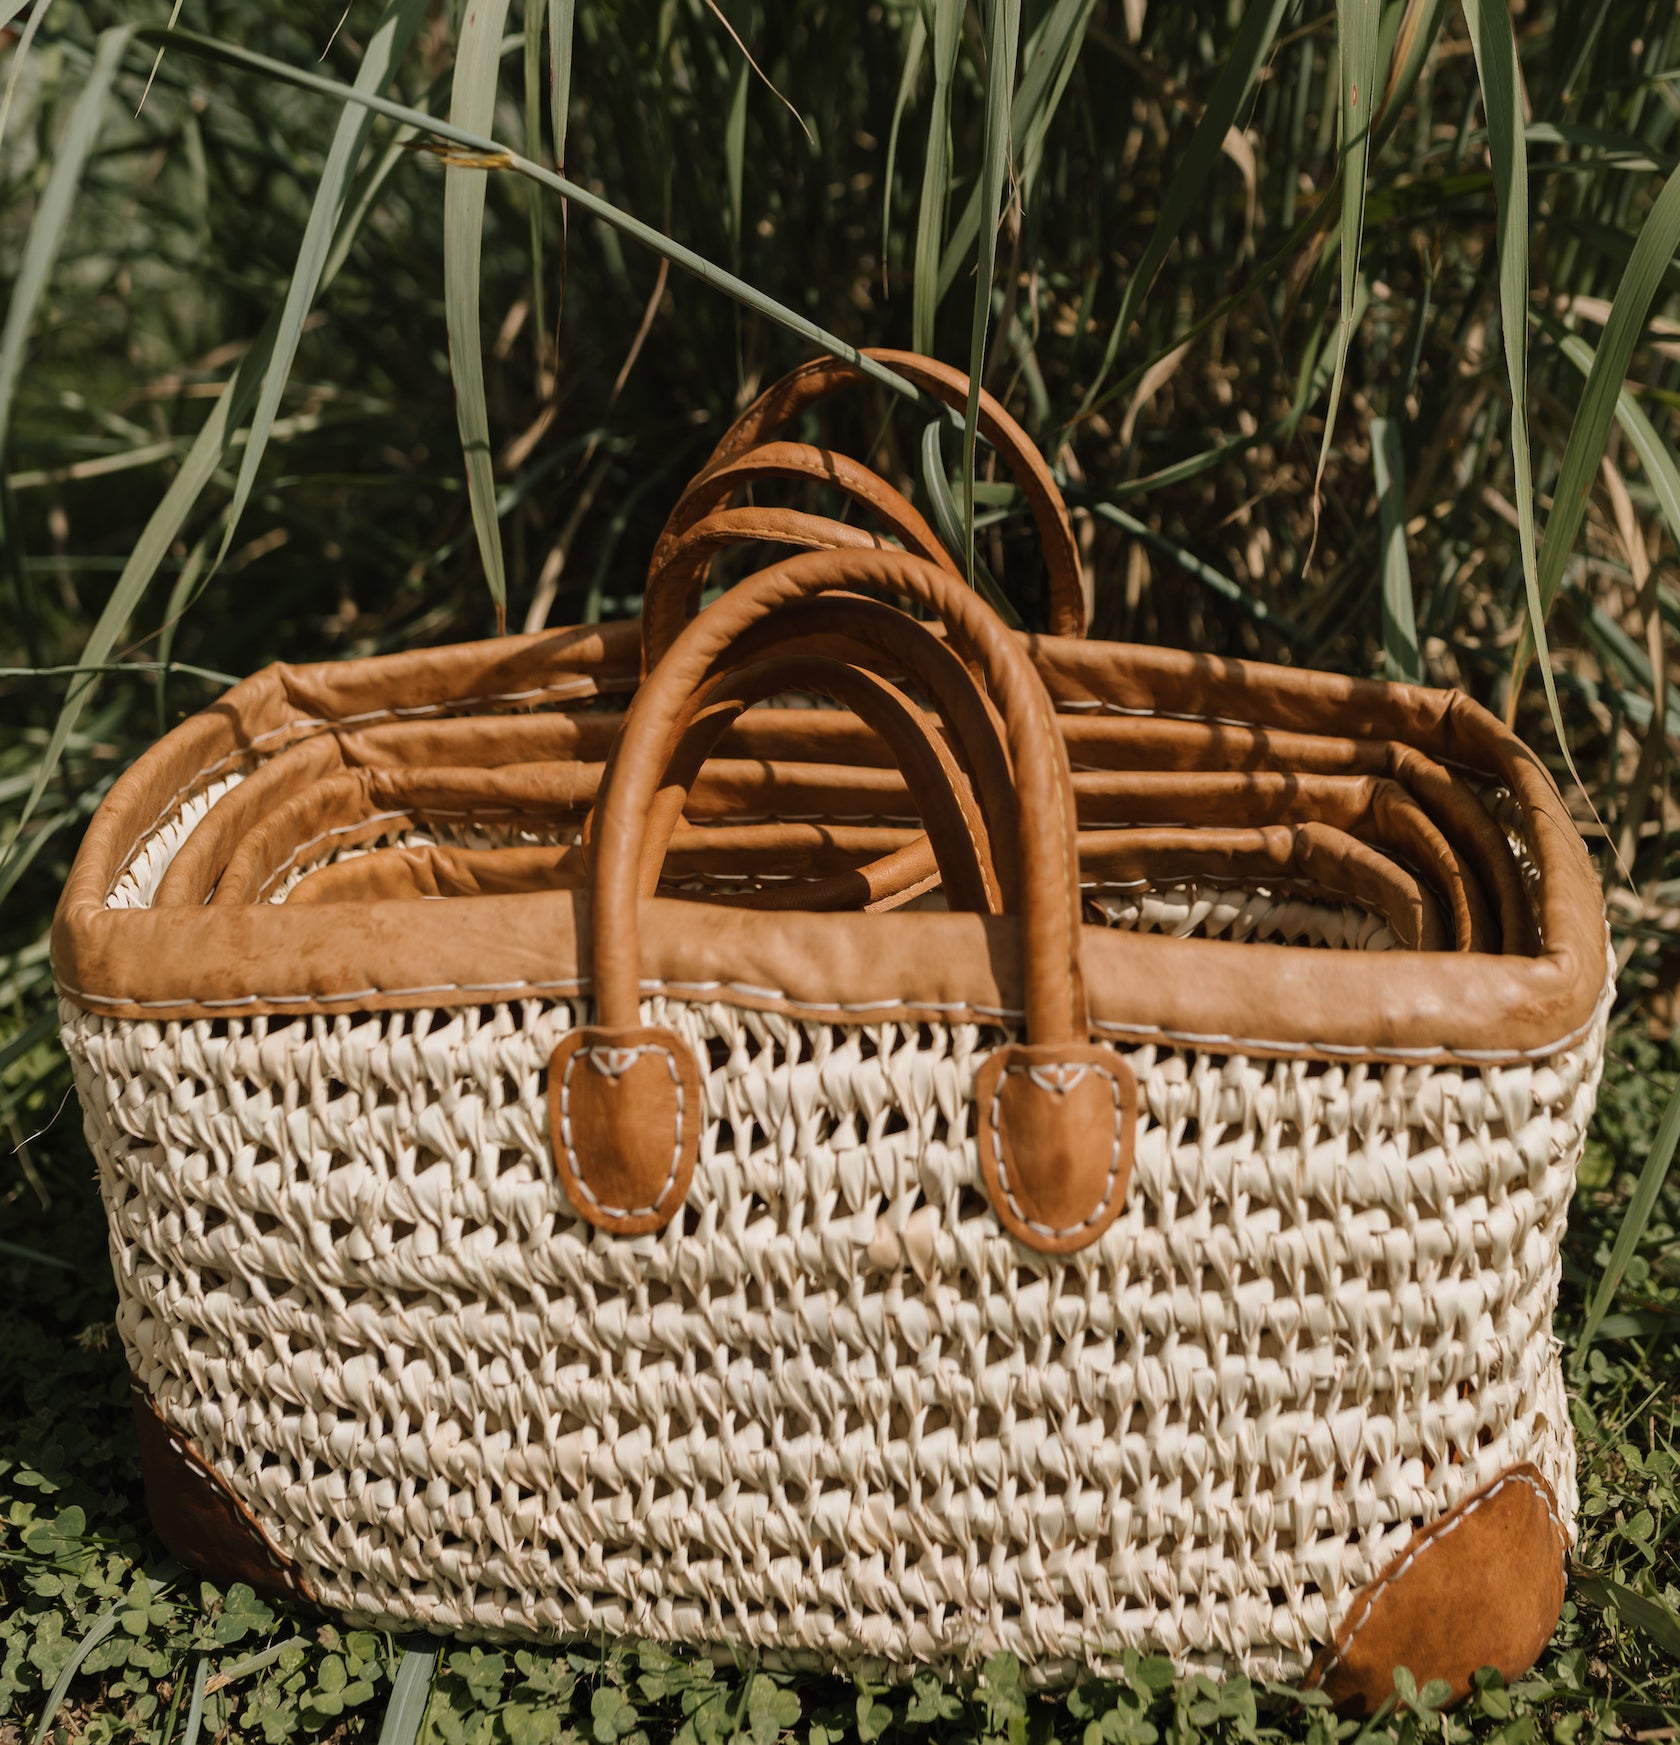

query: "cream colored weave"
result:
(66, 773), (1604, 1679)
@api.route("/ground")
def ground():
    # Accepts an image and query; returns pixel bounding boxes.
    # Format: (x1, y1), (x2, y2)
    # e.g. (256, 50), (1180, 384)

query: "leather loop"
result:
(547, 1024), (700, 1235)
(645, 442), (962, 644)
(641, 347), (1085, 668)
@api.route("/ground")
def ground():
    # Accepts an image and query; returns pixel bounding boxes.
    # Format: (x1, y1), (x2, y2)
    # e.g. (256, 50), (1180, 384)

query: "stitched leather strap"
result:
(641, 347), (1085, 669)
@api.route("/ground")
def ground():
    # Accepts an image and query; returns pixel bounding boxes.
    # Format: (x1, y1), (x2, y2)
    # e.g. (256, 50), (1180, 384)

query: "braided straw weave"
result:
(58, 353), (1610, 1684)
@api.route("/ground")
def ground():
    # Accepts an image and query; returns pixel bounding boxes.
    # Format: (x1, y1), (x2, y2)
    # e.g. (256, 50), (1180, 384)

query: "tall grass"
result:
(9, 0), (1680, 1002)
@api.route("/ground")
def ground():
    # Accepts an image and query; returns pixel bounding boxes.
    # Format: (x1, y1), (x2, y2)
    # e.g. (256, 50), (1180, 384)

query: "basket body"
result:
(57, 616), (1609, 1685)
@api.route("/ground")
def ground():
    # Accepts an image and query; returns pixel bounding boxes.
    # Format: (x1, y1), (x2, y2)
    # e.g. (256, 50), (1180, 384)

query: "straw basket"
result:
(56, 359), (1608, 1709)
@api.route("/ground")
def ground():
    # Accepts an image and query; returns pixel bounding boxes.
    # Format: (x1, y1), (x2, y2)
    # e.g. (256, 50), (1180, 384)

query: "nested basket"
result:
(56, 356), (1610, 1707)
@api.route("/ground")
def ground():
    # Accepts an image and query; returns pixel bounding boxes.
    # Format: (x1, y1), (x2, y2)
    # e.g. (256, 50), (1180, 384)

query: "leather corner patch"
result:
(975, 1041), (1137, 1254)
(548, 1024), (700, 1235)
(129, 1381), (312, 1603)
(1309, 1462), (1567, 1715)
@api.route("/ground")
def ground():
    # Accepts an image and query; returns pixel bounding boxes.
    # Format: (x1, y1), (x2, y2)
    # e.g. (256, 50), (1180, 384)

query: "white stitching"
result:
(105, 674), (626, 895)
(54, 970), (1610, 1065)
(1319, 1469), (1565, 1679)
(249, 810), (415, 901)
(989, 1058), (1124, 1238)
(142, 1394), (304, 1592)
(557, 1042), (686, 1221)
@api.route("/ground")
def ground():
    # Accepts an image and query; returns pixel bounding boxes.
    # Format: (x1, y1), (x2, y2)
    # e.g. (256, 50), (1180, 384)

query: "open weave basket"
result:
(56, 355), (1610, 1701)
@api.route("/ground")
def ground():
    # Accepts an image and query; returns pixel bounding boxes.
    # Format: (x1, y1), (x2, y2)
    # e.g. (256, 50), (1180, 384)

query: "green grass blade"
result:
(960, 0), (1019, 580)
(1308, 0), (1381, 547)
(547, 0), (574, 167)
(1015, 0), (1093, 211)
(1077, 0), (1289, 417)
(725, 54), (748, 261)
(320, 85), (442, 287)
(881, 5), (926, 295)
(0, 0), (54, 148)
(30, 1601), (121, 1745)
(0, 25), (132, 494)
(1573, 1574), (1680, 1660)
(1574, 1071), (1680, 1369)
(212, 1637), (309, 1686)
(912, 0), (961, 357)
(0, 308), (277, 900)
(1372, 0), (1451, 151)
(134, 0), (186, 119)
(523, 0), (547, 340)
(1462, 0), (1599, 807)
(216, 0), (428, 572)
(1554, 328), (1680, 563)
(178, 1655), (210, 1745)
(919, 418), (1023, 628)
(1457, 0), (1539, 646)
(445, 0), (517, 625)
(378, 1648), (438, 1745)
(1516, 158), (1680, 672)
(936, 0), (1095, 299)
(1371, 415), (1419, 681)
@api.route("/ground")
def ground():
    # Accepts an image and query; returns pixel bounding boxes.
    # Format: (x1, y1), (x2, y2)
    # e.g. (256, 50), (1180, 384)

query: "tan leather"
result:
(1309, 1463), (1568, 1714)
(702, 595), (1020, 898)
(642, 348), (1086, 666)
(130, 1382), (312, 1603)
(546, 1025), (700, 1234)
(645, 437), (964, 635)
(1078, 824), (1449, 951)
(592, 549), (1087, 1043)
(575, 548), (1120, 1244)
(1071, 771), (1489, 949)
(286, 824), (921, 905)
(60, 891), (1609, 1063)
(652, 439), (962, 582)
(184, 740), (1496, 948)
(54, 607), (1606, 1060)
(287, 821), (1436, 952)
(975, 1042), (1138, 1251)
(635, 654), (1000, 914)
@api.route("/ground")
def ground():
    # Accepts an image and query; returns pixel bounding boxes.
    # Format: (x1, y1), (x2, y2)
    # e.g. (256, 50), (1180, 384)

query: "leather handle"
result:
(695, 594), (1021, 904)
(640, 347), (1085, 669)
(593, 550), (1084, 1039)
(555, 548), (1136, 1255)
(632, 652), (1002, 915)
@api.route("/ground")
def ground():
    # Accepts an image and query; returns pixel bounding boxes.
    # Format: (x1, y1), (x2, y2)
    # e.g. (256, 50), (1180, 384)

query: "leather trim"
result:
(129, 1381), (312, 1603)
(53, 622), (1607, 1060)
(547, 1025), (700, 1234)
(1308, 1463), (1568, 1714)
(976, 1042), (1138, 1251)
(56, 893), (1606, 1064)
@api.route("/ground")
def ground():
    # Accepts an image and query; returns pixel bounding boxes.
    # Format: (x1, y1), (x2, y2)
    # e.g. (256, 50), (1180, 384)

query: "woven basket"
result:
(57, 359), (1609, 1707)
